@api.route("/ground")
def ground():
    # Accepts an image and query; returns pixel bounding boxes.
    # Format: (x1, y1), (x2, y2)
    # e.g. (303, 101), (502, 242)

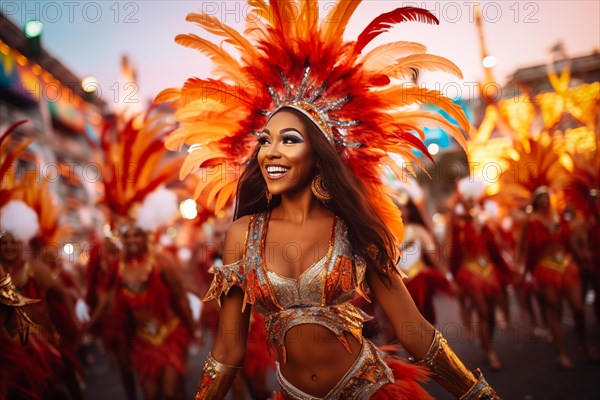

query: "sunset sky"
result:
(4, 1), (599, 109)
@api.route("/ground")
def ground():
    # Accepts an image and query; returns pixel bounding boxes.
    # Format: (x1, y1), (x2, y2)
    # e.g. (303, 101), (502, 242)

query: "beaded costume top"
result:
(204, 212), (403, 362)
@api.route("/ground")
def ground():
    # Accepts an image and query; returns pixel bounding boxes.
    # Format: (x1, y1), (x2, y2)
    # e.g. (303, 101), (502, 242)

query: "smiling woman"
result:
(158, 1), (500, 399)
(258, 110), (316, 198)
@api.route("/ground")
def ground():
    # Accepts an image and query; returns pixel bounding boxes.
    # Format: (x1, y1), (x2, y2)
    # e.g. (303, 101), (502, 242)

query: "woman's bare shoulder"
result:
(222, 215), (253, 263)
(227, 215), (253, 239)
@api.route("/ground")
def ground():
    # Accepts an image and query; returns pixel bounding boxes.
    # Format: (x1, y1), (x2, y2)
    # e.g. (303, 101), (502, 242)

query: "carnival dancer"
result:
(394, 188), (454, 326)
(501, 135), (596, 369)
(158, 2), (500, 399)
(585, 189), (600, 324)
(0, 203), (63, 400)
(563, 139), (600, 325)
(0, 263), (54, 400)
(448, 178), (513, 371)
(0, 200), (81, 399)
(86, 230), (137, 400)
(86, 115), (198, 400)
(522, 187), (594, 369)
(20, 172), (85, 400)
(1, 121), (80, 399)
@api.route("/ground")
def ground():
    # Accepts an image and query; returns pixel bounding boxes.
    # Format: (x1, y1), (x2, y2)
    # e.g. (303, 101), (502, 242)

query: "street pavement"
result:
(83, 289), (600, 400)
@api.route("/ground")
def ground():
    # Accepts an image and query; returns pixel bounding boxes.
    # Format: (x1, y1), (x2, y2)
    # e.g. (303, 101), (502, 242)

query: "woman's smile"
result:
(265, 163), (291, 180)
(258, 110), (316, 195)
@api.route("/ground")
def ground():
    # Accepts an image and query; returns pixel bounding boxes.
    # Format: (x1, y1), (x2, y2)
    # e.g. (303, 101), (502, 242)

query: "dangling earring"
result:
(265, 190), (272, 205)
(311, 174), (332, 202)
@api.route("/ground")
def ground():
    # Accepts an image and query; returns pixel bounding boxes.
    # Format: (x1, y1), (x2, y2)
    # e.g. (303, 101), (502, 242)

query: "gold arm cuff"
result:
(194, 353), (241, 400)
(461, 369), (501, 400)
(416, 331), (501, 399)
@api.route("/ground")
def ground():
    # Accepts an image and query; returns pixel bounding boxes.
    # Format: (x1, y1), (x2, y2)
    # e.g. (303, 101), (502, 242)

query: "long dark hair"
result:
(402, 197), (428, 228)
(235, 108), (398, 281)
(397, 197), (437, 268)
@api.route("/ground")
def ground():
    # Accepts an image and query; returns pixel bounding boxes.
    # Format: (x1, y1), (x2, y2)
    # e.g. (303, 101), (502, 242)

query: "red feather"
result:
(369, 74), (391, 87)
(354, 7), (439, 55)
(120, 119), (138, 193)
(395, 130), (434, 162)
(0, 120), (27, 146)
(131, 138), (168, 182)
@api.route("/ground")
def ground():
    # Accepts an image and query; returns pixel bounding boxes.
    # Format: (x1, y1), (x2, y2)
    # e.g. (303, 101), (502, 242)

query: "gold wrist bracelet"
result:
(416, 330), (501, 400)
(194, 353), (241, 400)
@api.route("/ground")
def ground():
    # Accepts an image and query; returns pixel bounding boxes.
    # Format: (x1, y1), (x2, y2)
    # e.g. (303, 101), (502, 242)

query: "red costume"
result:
(117, 262), (191, 382)
(450, 217), (512, 302)
(524, 214), (580, 291)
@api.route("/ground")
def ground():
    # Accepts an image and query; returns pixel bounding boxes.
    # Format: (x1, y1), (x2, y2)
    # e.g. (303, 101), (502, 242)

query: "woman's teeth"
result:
(266, 165), (289, 179)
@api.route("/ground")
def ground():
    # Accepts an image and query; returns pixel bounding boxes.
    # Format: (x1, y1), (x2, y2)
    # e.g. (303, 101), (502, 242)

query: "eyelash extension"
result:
(257, 137), (270, 145)
(282, 135), (303, 144)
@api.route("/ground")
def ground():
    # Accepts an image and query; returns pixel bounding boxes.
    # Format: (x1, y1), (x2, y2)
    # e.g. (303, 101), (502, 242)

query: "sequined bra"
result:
(204, 212), (372, 362)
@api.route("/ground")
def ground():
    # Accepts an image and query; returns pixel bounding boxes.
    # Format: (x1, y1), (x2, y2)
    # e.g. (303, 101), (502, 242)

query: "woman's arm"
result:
(86, 288), (112, 331)
(157, 252), (198, 336)
(417, 225), (449, 275)
(195, 217), (252, 400)
(367, 268), (499, 399)
(33, 261), (78, 326)
(366, 268), (435, 359)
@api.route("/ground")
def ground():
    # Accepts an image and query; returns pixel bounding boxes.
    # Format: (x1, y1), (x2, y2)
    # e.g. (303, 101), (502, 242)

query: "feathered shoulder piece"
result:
(156, 0), (469, 242)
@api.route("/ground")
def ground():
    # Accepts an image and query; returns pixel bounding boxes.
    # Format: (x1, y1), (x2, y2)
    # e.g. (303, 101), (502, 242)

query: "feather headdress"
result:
(18, 173), (71, 247)
(157, 0), (469, 242)
(0, 120), (31, 209)
(0, 121), (41, 243)
(92, 113), (183, 231)
(496, 133), (571, 208)
(563, 138), (600, 215)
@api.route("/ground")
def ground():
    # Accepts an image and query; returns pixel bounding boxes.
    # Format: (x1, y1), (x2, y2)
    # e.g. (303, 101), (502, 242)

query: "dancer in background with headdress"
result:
(563, 139), (600, 325)
(85, 224), (135, 399)
(85, 115), (198, 400)
(1, 121), (82, 399)
(585, 187), (600, 323)
(500, 134), (596, 369)
(0, 262), (52, 400)
(20, 174), (85, 400)
(393, 184), (454, 326)
(448, 178), (513, 371)
(0, 201), (63, 400)
(158, 2), (499, 398)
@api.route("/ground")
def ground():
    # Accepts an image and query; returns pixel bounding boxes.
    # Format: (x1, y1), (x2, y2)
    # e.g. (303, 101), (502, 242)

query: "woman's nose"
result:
(265, 141), (281, 158)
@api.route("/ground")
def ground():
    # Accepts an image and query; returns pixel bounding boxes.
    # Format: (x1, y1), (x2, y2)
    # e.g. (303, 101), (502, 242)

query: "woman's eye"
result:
(282, 136), (303, 144)
(257, 136), (270, 146)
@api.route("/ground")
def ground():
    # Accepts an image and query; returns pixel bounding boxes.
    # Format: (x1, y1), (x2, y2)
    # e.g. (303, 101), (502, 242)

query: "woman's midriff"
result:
(277, 324), (363, 397)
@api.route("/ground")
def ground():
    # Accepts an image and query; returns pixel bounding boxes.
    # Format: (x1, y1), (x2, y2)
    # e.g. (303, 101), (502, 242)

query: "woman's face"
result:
(121, 225), (148, 258)
(0, 233), (23, 263)
(257, 110), (316, 196)
(534, 192), (550, 211)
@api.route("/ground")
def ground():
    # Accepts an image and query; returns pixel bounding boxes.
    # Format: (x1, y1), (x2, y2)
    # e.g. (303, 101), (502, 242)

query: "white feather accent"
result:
(187, 292), (202, 322)
(135, 187), (178, 232)
(0, 200), (39, 242)
(389, 176), (424, 203)
(483, 200), (499, 218)
(457, 177), (486, 200)
(75, 298), (91, 323)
